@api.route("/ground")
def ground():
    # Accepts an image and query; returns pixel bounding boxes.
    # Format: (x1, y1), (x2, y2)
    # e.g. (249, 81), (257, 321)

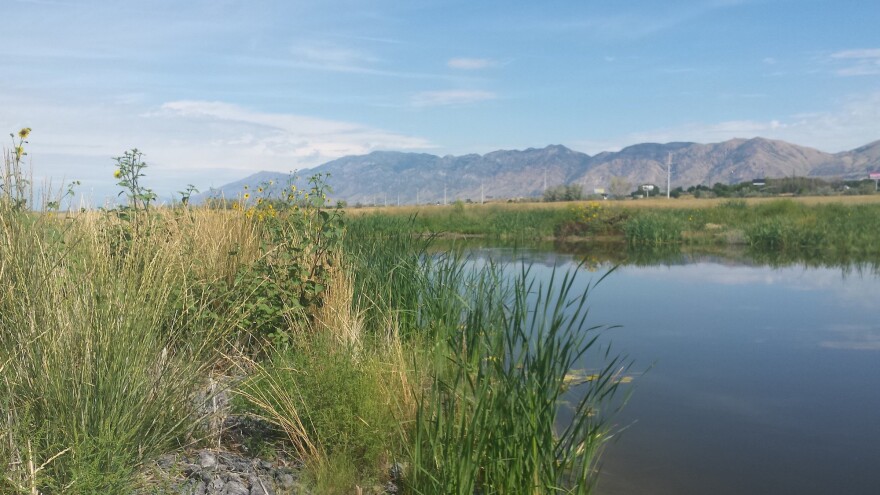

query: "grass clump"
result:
(408, 266), (627, 494)
(234, 331), (406, 489)
(622, 212), (684, 246)
(0, 209), (231, 493)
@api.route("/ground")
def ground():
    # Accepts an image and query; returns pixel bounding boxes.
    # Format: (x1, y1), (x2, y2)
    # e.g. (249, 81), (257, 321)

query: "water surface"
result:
(468, 245), (880, 495)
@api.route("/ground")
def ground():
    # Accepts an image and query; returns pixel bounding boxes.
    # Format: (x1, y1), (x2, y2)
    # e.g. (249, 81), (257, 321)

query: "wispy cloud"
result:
(447, 58), (497, 70)
(0, 95), (433, 200)
(155, 100), (433, 162)
(829, 48), (880, 76)
(289, 41), (378, 69)
(411, 90), (497, 107)
(528, 0), (748, 42)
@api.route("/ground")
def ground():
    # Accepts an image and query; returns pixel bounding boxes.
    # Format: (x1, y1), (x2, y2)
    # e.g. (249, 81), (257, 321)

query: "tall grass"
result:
(622, 213), (684, 246)
(0, 207), (236, 493)
(408, 265), (626, 494)
(349, 204), (571, 239)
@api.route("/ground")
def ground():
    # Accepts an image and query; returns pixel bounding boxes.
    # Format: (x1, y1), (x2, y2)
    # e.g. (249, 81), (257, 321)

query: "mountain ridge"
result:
(199, 137), (880, 204)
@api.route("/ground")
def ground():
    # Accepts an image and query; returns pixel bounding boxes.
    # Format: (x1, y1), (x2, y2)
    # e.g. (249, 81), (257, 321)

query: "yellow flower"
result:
(258, 187), (264, 193)
(290, 185), (296, 192)
(15, 146), (25, 157)
(113, 169), (122, 179)
(244, 185), (249, 190)
(257, 198), (264, 205)
(18, 127), (31, 139)
(243, 193), (250, 200)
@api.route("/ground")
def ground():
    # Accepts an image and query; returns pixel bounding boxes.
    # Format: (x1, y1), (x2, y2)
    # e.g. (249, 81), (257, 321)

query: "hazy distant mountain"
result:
(198, 137), (880, 204)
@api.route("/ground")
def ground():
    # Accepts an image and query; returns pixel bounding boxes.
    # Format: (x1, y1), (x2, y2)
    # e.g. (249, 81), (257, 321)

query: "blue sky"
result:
(3, 0), (879, 203)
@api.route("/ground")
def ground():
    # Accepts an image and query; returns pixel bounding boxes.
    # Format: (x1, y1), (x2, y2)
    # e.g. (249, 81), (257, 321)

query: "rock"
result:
(248, 475), (273, 495)
(183, 463), (202, 479)
(276, 473), (296, 490)
(200, 451), (218, 470)
(209, 477), (225, 492)
(223, 480), (249, 495)
(192, 481), (208, 495)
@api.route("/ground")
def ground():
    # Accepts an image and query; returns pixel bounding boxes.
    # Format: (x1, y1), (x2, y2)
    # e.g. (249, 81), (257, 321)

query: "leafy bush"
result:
(556, 202), (628, 237)
(204, 174), (346, 350)
(544, 184), (584, 202)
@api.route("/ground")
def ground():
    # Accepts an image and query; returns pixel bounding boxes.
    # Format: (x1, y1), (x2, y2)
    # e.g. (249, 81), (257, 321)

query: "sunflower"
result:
(18, 127), (31, 139)
(114, 169), (122, 179)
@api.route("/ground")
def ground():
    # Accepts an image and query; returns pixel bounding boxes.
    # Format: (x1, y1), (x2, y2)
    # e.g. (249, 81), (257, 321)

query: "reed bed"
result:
(348, 198), (880, 260)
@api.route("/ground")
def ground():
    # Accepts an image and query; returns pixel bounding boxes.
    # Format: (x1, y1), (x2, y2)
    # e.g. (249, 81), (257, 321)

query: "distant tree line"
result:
(676, 177), (877, 198)
(543, 184), (584, 202)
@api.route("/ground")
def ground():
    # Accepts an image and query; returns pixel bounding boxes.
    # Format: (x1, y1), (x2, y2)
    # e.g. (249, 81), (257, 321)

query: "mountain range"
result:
(199, 137), (880, 204)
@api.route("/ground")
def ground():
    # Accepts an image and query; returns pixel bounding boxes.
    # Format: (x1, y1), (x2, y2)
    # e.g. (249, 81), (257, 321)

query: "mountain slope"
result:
(198, 138), (880, 204)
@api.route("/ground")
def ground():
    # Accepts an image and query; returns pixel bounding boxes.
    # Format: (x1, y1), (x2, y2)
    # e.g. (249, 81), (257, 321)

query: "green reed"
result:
(407, 263), (627, 495)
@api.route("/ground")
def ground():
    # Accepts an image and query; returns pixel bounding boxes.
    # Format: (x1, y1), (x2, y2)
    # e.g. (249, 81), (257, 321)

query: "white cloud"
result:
(447, 58), (496, 70)
(0, 96), (432, 201)
(830, 48), (880, 59)
(411, 90), (497, 107)
(577, 92), (880, 154)
(151, 100), (433, 164)
(828, 48), (880, 76)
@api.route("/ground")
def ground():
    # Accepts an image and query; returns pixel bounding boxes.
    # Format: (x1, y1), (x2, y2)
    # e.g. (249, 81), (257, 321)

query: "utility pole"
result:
(416, 190), (419, 205)
(444, 185), (447, 205)
(384, 193), (387, 208)
(481, 182), (484, 204)
(666, 152), (672, 199)
(397, 193), (400, 207)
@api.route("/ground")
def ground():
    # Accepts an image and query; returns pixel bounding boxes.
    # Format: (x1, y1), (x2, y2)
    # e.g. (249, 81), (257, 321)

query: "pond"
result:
(464, 243), (880, 495)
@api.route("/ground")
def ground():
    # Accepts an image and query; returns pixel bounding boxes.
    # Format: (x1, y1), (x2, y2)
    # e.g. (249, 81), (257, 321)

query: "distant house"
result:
(752, 179), (766, 187)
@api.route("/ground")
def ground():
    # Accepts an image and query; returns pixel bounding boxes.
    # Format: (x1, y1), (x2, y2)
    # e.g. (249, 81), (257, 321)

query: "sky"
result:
(2, 0), (880, 203)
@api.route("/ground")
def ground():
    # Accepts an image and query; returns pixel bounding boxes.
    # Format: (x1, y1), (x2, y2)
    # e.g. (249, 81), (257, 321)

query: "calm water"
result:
(468, 246), (880, 495)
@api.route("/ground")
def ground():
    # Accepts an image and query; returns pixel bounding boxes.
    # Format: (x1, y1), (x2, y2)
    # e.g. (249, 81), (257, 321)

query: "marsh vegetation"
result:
(1, 136), (627, 494)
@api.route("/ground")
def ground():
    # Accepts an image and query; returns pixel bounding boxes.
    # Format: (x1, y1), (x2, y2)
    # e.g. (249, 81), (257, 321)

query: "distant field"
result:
(346, 194), (880, 215)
